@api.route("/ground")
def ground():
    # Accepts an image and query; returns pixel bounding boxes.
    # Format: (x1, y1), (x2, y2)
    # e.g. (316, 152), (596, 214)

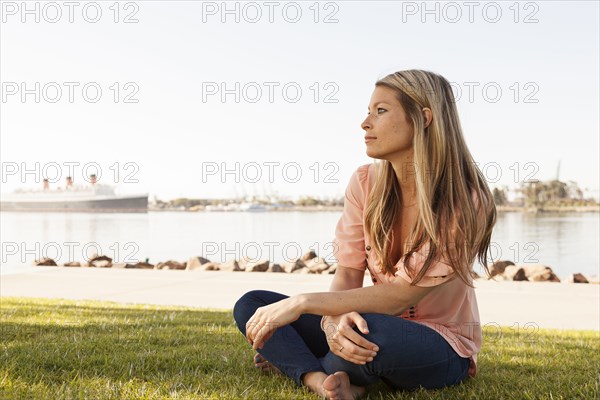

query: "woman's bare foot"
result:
(253, 353), (282, 375)
(322, 371), (366, 400)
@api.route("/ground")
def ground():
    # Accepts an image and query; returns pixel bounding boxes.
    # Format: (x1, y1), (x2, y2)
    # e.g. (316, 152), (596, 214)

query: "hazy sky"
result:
(1, 1), (598, 200)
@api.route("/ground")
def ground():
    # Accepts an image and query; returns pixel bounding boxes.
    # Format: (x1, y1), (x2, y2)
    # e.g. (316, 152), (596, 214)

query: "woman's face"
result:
(361, 85), (414, 162)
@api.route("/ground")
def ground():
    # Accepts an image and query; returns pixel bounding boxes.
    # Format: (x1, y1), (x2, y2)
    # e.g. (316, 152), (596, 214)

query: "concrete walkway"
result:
(1, 267), (598, 331)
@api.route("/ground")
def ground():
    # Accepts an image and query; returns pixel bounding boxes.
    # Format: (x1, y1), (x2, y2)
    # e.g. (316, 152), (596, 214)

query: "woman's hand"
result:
(321, 312), (379, 365)
(245, 297), (302, 350)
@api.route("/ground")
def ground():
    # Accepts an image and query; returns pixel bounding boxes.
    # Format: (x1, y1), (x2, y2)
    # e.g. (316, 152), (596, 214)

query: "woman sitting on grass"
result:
(233, 69), (497, 399)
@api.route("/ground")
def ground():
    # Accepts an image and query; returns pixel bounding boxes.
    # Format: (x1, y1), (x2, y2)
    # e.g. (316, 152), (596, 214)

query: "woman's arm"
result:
(245, 276), (438, 350)
(321, 265), (381, 364)
(298, 277), (437, 317)
(329, 265), (365, 291)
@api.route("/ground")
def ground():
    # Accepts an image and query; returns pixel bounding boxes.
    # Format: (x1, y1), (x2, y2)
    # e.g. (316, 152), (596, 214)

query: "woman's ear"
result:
(422, 108), (432, 129)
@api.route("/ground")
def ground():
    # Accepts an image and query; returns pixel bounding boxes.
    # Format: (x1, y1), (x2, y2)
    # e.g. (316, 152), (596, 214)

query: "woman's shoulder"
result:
(353, 162), (377, 186)
(346, 163), (377, 200)
(355, 162), (371, 176)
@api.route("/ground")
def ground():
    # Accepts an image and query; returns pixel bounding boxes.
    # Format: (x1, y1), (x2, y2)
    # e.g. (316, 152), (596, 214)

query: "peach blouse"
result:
(332, 163), (482, 378)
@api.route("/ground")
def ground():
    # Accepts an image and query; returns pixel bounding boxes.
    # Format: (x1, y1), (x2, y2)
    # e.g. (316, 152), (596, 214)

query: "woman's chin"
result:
(366, 149), (383, 160)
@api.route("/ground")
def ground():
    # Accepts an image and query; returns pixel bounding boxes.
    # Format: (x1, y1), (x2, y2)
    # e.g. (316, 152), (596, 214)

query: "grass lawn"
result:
(1, 297), (598, 399)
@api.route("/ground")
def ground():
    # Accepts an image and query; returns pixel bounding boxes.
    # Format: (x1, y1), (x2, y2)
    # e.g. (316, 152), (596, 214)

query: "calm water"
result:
(1, 211), (598, 279)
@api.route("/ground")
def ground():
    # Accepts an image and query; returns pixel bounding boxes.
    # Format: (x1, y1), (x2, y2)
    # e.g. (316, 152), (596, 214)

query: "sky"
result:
(1, 0), (598, 201)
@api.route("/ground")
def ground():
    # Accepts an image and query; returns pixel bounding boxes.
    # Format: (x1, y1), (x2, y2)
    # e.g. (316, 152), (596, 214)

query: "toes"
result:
(256, 364), (272, 372)
(254, 353), (270, 368)
(253, 353), (265, 363)
(252, 353), (282, 375)
(322, 373), (341, 392)
(323, 372), (355, 400)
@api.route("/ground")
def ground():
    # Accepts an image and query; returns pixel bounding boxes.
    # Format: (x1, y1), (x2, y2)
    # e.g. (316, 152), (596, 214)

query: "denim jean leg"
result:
(320, 350), (381, 387)
(233, 290), (328, 387)
(319, 313), (470, 391)
(445, 348), (471, 386)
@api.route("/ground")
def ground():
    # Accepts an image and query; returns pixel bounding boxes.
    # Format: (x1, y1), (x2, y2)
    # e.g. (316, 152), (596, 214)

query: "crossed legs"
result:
(233, 290), (470, 397)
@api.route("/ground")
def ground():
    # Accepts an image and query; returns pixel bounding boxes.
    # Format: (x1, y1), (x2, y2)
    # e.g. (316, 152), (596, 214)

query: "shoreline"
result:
(2, 267), (598, 331)
(1, 205), (598, 214)
(147, 205), (600, 213)
(3, 264), (598, 285)
(495, 205), (600, 213)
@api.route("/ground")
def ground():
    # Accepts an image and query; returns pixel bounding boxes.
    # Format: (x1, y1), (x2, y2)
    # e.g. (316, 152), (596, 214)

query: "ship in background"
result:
(0, 174), (148, 213)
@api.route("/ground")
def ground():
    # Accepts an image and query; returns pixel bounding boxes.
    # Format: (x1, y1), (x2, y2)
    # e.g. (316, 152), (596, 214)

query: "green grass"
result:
(1, 297), (598, 400)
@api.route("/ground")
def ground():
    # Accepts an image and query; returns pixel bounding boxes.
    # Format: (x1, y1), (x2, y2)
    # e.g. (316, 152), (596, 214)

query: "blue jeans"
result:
(233, 290), (471, 391)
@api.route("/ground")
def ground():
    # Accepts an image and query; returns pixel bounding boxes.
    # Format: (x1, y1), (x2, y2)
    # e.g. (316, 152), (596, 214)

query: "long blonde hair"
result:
(364, 69), (497, 288)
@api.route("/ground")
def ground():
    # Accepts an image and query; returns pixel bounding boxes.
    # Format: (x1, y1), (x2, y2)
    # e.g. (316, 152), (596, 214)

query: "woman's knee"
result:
(355, 313), (441, 356)
(232, 290), (287, 330)
(356, 313), (398, 347)
(232, 290), (265, 326)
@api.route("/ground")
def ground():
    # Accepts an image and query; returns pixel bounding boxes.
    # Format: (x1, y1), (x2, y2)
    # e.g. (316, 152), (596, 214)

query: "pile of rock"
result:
(33, 250), (339, 275)
(185, 251), (337, 274)
(487, 260), (598, 283)
(31, 255), (599, 283)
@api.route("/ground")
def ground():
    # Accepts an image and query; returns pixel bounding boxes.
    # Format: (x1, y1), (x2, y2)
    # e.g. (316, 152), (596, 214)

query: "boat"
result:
(204, 203), (237, 212)
(236, 202), (269, 212)
(204, 202), (270, 212)
(0, 175), (148, 213)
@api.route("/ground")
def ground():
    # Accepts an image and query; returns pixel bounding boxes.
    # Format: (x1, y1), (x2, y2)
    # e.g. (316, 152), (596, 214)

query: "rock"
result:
(267, 263), (285, 273)
(202, 262), (220, 271)
(305, 257), (331, 274)
(489, 260), (515, 278)
(87, 254), (113, 268)
(528, 269), (561, 282)
(502, 265), (527, 281)
(328, 263), (338, 274)
(520, 264), (561, 282)
(245, 260), (270, 272)
(34, 257), (57, 266)
(521, 264), (548, 276)
(125, 262), (154, 269)
(568, 273), (589, 283)
(63, 261), (81, 267)
(186, 256), (212, 271)
(237, 256), (253, 271)
(92, 259), (112, 268)
(218, 259), (243, 272)
(282, 259), (307, 274)
(155, 260), (186, 270)
(111, 263), (127, 269)
(527, 270), (553, 282)
(547, 273), (561, 282)
(300, 250), (318, 262)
